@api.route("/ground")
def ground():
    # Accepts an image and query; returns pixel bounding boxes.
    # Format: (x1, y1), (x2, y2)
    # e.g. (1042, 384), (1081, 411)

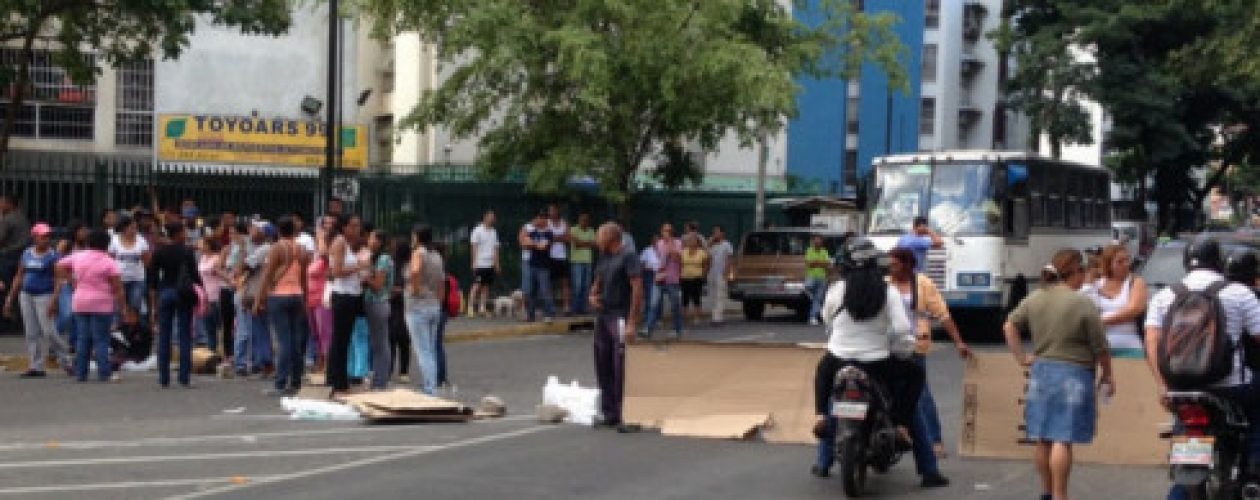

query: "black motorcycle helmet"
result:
(1225, 247), (1260, 285)
(838, 237), (883, 272)
(1184, 236), (1224, 272)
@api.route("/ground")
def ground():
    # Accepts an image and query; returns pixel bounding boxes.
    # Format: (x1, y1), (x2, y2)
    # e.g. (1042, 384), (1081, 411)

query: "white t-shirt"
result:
(708, 240), (734, 282)
(548, 220), (568, 260)
(470, 224), (499, 269)
(639, 246), (661, 272)
(108, 235), (149, 283)
(296, 233), (317, 255)
(821, 281), (915, 362)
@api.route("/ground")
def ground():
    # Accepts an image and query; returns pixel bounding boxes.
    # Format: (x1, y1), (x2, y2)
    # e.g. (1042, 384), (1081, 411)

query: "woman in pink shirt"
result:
(305, 216), (336, 372)
(198, 238), (227, 354)
(51, 228), (126, 382)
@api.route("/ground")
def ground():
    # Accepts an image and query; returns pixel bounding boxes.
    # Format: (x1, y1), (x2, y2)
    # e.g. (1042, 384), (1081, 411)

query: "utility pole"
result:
(320, 0), (339, 213)
(755, 132), (768, 230)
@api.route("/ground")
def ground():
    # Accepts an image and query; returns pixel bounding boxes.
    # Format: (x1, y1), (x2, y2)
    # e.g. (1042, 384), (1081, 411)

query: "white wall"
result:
(155, 6), (363, 124)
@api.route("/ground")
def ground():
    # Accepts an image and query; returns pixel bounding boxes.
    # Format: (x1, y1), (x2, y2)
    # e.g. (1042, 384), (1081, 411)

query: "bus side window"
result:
(1096, 173), (1111, 228)
(1047, 167), (1064, 227)
(1005, 164), (1030, 239)
(1029, 164), (1046, 227)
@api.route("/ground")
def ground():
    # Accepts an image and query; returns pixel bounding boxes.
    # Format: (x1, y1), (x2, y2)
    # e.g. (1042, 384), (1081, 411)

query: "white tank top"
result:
(1093, 277), (1141, 349)
(330, 243), (362, 295)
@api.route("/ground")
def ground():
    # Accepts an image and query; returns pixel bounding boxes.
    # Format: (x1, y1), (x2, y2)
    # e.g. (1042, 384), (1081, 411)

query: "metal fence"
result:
(0, 151), (789, 293)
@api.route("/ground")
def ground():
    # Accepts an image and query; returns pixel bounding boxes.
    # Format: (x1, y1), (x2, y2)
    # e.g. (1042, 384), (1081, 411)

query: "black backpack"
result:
(1158, 281), (1235, 389)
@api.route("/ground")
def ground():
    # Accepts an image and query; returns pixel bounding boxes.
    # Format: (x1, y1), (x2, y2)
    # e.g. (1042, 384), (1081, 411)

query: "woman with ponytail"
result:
(1003, 248), (1113, 500)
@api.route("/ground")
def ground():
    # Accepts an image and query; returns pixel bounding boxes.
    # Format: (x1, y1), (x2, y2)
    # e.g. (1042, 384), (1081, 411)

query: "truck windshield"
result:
(868, 163), (1001, 236)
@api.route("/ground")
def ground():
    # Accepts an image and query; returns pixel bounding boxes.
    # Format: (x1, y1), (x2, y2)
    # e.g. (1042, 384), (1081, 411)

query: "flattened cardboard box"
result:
(961, 352), (1170, 465)
(623, 342), (821, 444)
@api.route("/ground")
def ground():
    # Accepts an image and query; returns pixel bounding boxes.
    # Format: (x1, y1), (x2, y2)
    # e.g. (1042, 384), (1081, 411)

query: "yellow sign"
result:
(157, 114), (367, 169)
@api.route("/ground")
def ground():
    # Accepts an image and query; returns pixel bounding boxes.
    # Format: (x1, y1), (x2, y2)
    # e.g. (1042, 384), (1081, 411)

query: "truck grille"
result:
(925, 249), (947, 289)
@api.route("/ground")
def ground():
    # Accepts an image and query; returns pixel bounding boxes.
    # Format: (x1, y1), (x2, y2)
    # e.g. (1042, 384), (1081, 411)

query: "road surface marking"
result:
(0, 418), (524, 452)
(170, 424), (557, 499)
(0, 445), (426, 470)
(0, 476), (284, 495)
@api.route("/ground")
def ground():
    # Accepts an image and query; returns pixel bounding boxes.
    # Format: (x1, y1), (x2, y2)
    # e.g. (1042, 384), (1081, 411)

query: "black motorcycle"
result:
(830, 365), (905, 497)
(1164, 391), (1259, 500)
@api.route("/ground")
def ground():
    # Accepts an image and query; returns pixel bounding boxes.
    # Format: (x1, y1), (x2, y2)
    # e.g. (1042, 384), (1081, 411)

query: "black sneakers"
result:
(920, 474), (950, 488)
(19, 370), (46, 378)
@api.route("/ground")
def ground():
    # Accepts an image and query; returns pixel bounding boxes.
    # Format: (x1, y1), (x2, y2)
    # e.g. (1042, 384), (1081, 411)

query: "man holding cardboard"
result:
(589, 222), (643, 432)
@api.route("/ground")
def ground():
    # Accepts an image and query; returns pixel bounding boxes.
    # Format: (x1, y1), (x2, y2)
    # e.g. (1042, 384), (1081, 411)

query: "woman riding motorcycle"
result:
(811, 238), (928, 483)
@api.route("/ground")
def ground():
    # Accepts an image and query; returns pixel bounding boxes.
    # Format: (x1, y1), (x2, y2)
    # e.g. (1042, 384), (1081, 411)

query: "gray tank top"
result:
(405, 247), (445, 309)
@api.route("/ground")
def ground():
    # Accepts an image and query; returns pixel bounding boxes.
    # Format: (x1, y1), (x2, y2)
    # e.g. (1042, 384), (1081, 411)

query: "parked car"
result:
(728, 229), (849, 321)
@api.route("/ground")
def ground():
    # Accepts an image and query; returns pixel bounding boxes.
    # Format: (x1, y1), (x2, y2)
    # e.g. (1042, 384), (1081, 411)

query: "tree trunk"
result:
(0, 28), (38, 163)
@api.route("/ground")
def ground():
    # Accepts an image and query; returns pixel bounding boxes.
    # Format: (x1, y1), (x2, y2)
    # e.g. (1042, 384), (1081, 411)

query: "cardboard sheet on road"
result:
(960, 352), (1170, 465)
(335, 389), (473, 423)
(624, 342), (821, 444)
(661, 414), (772, 440)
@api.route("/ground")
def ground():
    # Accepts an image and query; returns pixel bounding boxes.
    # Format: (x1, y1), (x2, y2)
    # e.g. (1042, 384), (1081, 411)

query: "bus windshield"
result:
(868, 163), (1001, 236)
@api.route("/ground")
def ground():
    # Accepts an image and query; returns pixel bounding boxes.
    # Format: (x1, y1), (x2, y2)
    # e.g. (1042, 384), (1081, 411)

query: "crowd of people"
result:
(1, 195), (475, 399)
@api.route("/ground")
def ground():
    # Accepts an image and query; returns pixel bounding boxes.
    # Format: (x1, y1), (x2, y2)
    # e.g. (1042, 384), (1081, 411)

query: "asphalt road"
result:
(0, 309), (1167, 499)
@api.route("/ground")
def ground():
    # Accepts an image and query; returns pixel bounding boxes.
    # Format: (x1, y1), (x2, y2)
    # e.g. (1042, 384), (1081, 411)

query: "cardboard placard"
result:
(624, 342), (823, 444)
(960, 352), (1170, 465)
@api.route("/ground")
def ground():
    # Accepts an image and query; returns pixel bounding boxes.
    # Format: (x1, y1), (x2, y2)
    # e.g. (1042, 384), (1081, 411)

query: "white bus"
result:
(865, 151), (1113, 340)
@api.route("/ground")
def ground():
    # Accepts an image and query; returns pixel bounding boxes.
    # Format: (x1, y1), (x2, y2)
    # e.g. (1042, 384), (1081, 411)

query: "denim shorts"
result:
(1025, 359), (1097, 444)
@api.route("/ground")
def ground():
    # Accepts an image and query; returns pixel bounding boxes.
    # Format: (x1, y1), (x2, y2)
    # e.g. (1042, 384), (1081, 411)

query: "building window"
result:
(846, 97), (860, 134)
(919, 98), (935, 135)
(0, 49), (96, 140)
(922, 44), (938, 83)
(116, 59), (154, 147)
(926, 0), (941, 29)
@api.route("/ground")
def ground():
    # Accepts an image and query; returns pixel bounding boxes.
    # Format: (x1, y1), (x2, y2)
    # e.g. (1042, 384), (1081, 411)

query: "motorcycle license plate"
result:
(1169, 437), (1214, 466)
(833, 402), (869, 420)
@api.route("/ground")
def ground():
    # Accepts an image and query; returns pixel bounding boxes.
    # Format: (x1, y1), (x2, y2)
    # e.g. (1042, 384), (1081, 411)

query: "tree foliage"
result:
(0, 0), (293, 156)
(1001, 0), (1260, 233)
(363, 0), (907, 207)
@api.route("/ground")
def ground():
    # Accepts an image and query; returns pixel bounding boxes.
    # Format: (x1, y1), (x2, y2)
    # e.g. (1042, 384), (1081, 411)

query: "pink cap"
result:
(31, 223), (51, 236)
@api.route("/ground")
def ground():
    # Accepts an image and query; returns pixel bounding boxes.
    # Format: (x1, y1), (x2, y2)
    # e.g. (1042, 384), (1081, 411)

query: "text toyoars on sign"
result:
(157, 114), (367, 169)
(188, 115), (331, 138)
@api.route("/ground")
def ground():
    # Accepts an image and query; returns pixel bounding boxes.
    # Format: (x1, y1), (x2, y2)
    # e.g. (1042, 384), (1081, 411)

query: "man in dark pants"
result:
(0, 193), (29, 331)
(589, 223), (643, 432)
(149, 223), (202, 388)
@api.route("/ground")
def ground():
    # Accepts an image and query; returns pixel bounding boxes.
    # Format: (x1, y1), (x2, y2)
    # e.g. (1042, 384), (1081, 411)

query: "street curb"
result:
(446, 317), (594, 344)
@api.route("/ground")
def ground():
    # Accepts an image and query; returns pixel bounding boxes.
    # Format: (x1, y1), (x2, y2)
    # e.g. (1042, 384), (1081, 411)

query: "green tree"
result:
(0, 0), (292, 156)
(991, 0), (1094, 159)
(363, 0), (907, 212)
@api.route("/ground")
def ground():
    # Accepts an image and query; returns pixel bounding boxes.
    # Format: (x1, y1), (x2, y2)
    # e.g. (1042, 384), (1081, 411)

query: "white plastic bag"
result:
(280, 397), (362, 421)
(542, 375), (600, 426)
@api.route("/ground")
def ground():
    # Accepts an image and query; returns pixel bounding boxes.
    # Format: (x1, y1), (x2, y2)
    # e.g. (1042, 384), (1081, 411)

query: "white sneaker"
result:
(809, 319), (820, 326)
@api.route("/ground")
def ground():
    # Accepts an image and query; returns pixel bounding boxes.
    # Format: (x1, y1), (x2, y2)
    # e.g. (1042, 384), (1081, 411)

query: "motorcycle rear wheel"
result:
(841, 437), (868, 498)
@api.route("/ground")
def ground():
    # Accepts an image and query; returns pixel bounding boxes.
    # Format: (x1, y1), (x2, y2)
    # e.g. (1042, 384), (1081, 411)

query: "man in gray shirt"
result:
(589, 223), (643, 431)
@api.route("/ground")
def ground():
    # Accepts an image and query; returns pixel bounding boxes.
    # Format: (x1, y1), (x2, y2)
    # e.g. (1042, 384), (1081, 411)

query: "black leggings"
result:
(814, 352), (924, 427)
(681, 278), (704, 307)
(389, 294), (410, 376)
(326, 293), (363, 391)
(219, 288), (235, 358)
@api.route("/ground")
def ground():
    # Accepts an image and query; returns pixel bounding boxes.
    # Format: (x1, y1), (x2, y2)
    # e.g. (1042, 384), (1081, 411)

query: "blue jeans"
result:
(121, 280), (148, 328)
(268, 295), (307, 391)
(233, 294), (252, 372)
(405, 305), (442, 395)
(74, 313), (112, 381)
(57, 285), (75, 345)
(570, 262), (593, 315)
(525, 265), (556, 320)
(157, 288), (194, 387)
(816, 416), (839, 471)
(645, 283), (682, 335)
(805, 277), (828, 322)
(436, 311), (449, 385)
(199, 301), (221, 352)
(911, 355), (942, 477)
(249, 310), (273, 371)
(641, 270), (657, 324)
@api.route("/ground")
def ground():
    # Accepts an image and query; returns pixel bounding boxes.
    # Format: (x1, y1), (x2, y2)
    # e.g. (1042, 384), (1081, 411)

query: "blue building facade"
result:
(786, 0), (925, 195)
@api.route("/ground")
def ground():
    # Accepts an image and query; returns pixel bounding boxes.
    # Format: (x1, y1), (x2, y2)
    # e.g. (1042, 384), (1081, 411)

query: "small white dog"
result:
(494, 290), (526, 319)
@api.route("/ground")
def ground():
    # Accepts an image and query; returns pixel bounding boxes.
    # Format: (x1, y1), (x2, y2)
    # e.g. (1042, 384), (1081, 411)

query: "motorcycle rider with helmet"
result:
(811, 238), (931, 485)
(1147, 237), (1260, 499)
